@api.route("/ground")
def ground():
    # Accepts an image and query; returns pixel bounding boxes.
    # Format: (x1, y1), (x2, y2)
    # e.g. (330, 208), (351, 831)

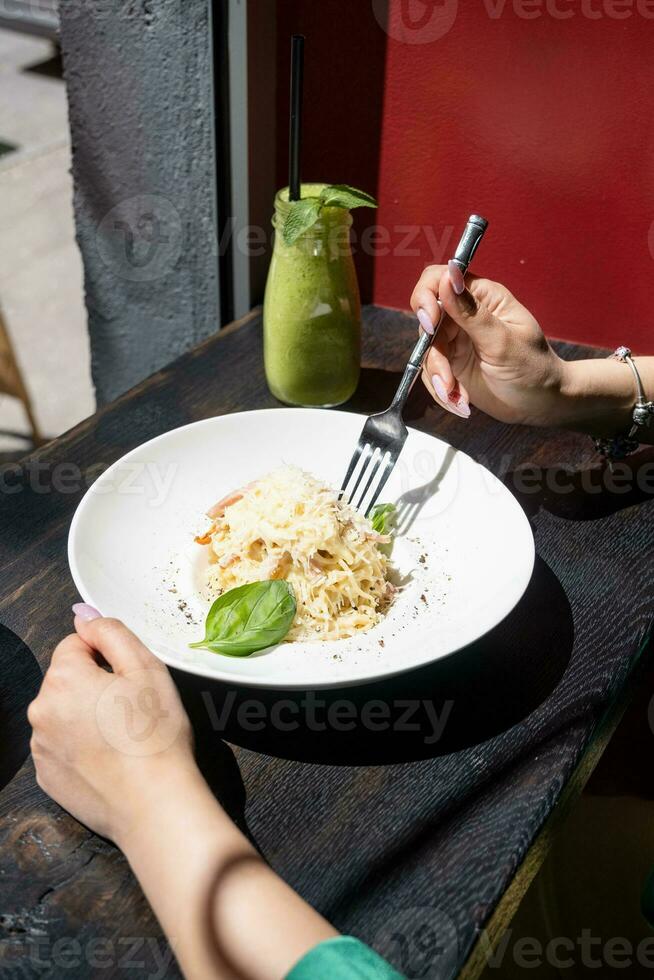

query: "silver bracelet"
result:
(593, 346), (654, 460)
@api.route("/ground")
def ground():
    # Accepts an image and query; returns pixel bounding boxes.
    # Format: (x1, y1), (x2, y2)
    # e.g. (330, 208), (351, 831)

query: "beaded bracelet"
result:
(593, 346), (654, 461)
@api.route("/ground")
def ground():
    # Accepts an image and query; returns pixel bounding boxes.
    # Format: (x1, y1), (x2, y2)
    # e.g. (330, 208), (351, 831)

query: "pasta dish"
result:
(195, 466), (394, 641)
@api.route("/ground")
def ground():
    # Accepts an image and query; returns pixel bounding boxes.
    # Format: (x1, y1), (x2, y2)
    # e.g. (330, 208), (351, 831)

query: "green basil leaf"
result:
(282, 198), (323, 245)
(190, 580), (296, 657)
(320, 184), (378, 210)
(370, 503), (397, 536)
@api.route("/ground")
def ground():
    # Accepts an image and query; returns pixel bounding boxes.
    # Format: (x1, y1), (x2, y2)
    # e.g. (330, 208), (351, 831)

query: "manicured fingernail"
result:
(417, 308), (434, 335)
(449, 393), (471, 419)
(431, 375), (449, 403)
(448, 260), (465, 295)
(72, 603), (102, 621)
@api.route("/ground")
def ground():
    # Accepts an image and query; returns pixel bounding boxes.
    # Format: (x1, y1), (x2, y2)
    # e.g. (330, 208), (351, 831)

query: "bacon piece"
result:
(206, 480), (259, 519)
(207, 490), (245, 519)
(194, 522), (218, 546)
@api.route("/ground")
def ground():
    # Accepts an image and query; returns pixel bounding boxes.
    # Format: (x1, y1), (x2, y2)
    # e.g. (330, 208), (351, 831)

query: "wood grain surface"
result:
(0, 307), (652, 979)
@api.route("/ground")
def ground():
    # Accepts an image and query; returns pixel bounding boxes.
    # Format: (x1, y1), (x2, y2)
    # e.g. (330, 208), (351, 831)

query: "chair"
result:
(0, 0), (59, 41)
(0, 309), (44, 448)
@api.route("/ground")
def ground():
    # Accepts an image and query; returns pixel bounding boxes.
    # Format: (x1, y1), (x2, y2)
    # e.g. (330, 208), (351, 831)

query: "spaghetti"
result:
(196, 466), (393, 641)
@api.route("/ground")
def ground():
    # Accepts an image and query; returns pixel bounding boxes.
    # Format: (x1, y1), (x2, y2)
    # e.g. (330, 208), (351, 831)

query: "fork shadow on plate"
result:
(174, 556), (573, 768)
(393, 445), (457, 536)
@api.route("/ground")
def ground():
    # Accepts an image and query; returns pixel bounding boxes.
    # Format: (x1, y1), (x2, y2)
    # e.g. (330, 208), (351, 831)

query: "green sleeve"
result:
(286, 936), (405, 980)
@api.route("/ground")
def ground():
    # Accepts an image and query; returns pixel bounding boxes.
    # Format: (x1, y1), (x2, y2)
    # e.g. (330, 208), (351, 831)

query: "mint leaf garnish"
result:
(320, 184), (378, 210)
(282, 198), (322, 245)
(281, 184), (378, 245)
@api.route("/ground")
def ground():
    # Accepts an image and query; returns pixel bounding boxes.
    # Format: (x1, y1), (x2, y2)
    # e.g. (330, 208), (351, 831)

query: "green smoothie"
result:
(263, 183), (361, 407)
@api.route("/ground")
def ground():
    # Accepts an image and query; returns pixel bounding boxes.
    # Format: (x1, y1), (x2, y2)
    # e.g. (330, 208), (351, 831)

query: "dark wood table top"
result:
(1, 306), (653, 979)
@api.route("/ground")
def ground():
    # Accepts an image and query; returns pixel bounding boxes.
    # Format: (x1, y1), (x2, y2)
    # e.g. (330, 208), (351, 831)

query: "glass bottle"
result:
(263, 183), (361, 407)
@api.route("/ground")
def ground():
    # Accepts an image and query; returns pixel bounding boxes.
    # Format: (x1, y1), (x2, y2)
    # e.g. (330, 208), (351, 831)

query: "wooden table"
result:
(1, 307), (653, 979)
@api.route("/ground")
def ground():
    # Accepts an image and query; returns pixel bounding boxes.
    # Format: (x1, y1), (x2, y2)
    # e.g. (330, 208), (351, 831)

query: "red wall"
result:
(277, 0), (654, 352)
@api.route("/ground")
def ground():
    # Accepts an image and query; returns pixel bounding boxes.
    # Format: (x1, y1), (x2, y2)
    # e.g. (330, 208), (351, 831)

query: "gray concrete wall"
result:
(59, 0), (220, 405)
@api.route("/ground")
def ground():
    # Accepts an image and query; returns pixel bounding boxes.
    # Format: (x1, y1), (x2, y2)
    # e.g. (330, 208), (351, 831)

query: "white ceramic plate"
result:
(68, 408), (534, 689)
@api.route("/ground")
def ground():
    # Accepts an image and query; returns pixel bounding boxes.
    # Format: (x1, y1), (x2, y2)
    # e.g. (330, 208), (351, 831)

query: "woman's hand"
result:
(411, 263), (567, 426)
(411, 263), (652, 439)
(28, 610), (195, 846)
(29, 610), (337, 980)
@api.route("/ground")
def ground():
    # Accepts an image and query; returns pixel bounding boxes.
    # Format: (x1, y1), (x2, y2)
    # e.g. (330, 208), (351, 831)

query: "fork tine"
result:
(339, 438), (367, 498)
(354, 448), (388, 512)
(365, 453), (395, 515)
(345, 442), (374, 504)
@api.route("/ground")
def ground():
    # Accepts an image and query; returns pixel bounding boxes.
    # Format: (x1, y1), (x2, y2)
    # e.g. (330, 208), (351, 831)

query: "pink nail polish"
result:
(448, 260), (465, 296)
(431, 375), (449, 402)
(417, 308), (434, 335)
(449, 394), (471, 419)
(72, 603), (102, 621)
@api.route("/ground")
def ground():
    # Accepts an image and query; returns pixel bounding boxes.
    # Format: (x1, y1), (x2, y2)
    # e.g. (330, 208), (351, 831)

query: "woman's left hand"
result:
(28, 612), (195, 845)
(29, 611), (339, 980)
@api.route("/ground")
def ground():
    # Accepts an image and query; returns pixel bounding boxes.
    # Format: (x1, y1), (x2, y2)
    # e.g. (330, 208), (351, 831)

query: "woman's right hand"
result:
(410, 263), (568, 426)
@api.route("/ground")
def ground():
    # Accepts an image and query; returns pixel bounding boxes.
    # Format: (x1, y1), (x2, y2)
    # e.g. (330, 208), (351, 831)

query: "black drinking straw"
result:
(289, 34), (305, 202)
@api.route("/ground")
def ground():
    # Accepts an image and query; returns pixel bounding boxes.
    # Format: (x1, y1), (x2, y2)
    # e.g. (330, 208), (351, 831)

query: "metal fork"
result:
(340, 213), (488, 515)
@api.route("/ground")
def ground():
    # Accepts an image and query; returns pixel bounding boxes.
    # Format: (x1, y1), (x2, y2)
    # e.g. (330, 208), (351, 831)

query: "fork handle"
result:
(390, 213), (488, 414)
(390, 303), (444, 411)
